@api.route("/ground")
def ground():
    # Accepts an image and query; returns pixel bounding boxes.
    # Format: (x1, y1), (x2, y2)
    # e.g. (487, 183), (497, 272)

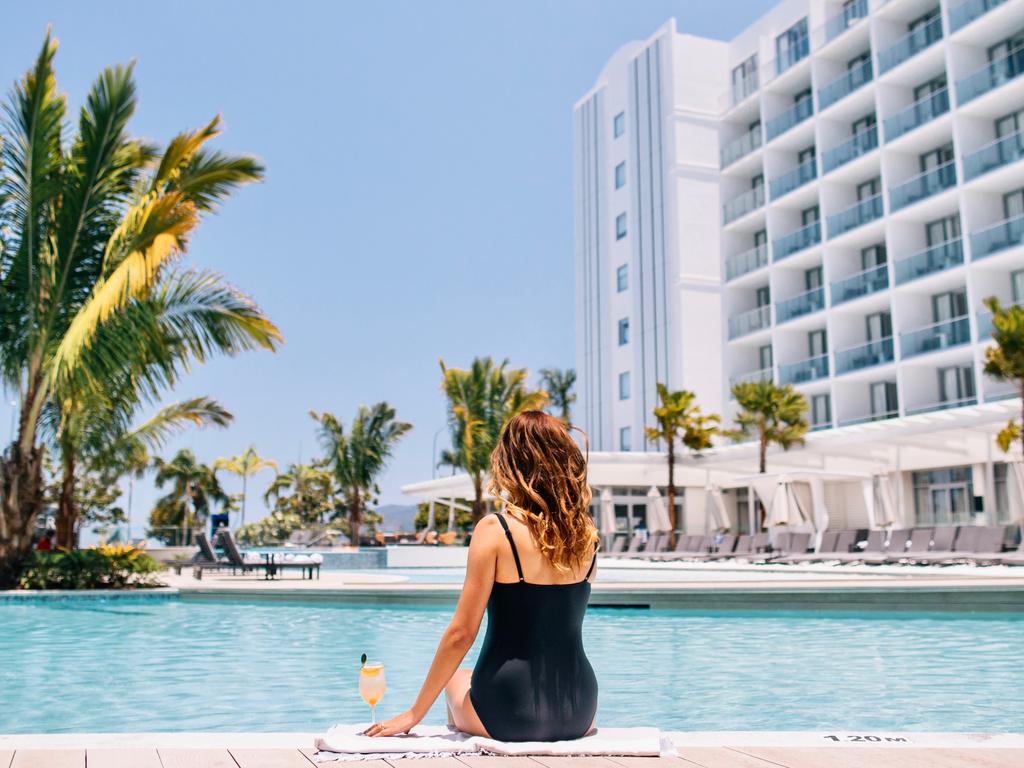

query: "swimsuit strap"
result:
(493, 513), (525, 583)
(584, 543), (598, 581)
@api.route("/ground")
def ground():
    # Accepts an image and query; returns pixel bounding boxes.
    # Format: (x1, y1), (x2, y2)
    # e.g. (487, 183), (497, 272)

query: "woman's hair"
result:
(488, 410), (598, 573)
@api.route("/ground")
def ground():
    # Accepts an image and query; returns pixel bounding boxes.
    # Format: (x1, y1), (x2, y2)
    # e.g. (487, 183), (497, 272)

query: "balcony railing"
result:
(964, 130), (1024, 180)
(766, 98), (813, 141)
(731, 73), (760, 106)
(827, 194), (883, 237)
(957, 47), (1024, 104)
(894, 238), (963, 284)
(835, 337), (894, 375)
(883, 89), (949, 142)
(831, 263), (889, 305)
(949, 0), (1008, 32)
(906, 396), (978, 416)
(970, 213), (1024, 259)
(773, 220), (821, 261)
(779, 354), (830, 385)
(826, 0), (868, 42)
(822, 126), (878, 173)
(769, 159), (817, 199)
(725, 244), (769, 281)
(900, 315), (971, 358)
(838, 410), (899, 427)
(728, 305), (771, 339)
(878, 16), (943, 74)
(721, 129), (763, 168)
(889, 162), (956, 211)
(776, 286), (825, 323)
(777, 38), (810, 76)
(723, 185), (765, 224)
(729, 367), (774, 387)
(818, 59), (873, 109)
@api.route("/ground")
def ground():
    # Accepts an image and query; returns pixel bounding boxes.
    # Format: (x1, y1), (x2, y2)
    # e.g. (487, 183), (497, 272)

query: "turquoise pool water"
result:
(1, 598), (1021, 734)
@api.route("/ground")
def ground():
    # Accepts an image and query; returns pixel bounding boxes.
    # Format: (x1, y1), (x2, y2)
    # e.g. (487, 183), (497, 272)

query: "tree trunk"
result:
(56, 451), (77, 550)
(472, 473), (484, 524)
(1020, 382), (1024, 457)
(350, 487), (362, 547)
(667, 440), (677, 549)
(240, 474), (248, 528)
(757, 427), (768, 529)
(0, 386), (47, 588)
(181, 485), (192, 547)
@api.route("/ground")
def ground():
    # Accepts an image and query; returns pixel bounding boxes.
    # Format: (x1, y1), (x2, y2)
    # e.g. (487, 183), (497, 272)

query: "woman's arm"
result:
(366, 516), (500, 736)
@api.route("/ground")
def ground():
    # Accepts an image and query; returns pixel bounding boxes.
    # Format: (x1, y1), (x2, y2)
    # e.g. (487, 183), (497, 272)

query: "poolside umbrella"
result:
(750, 477), (778, 529)
(646, 486), (672, 534)
(599, 487), (616, 541)
(875, 474), (898, 528)
(705, 486), (730, 532)
(861, 479), (877, 529)
(766, 480), (807, 527)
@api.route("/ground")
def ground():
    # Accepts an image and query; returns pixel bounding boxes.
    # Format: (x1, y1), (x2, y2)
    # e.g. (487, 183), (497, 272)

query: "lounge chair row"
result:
(174, 530), (322, 580)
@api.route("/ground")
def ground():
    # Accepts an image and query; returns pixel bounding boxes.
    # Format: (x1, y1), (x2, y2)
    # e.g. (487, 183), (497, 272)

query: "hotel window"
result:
(1012, 269), (1024, 303)
(986, 30), (1024, 65)
(613, 112), (625, 138)
(811, 394), (831, 429)
(731, 54), (759, 102)
(793, 87), (812, 109)
(913, 466), (973, 525)
(805, 266), (823, 291)
(755, 285), (771, 307)
(866, 311), (891, 341)
(870, 381), (898, 418)
(776, 18), (809, 73)
(938, 365), (975, 406)
(847, 50), (871, 84)
(919, 142), (953, 172)
(808, 329), (827, 357)
(797, 144), (815, 166)
(1004, 188), (1024, 219)
(758, 344), (773, 370)
(618, 371), (630, 400)
(617, 318), (630, 346)
(994, 463), (1011, 524)
(925, 214), (960, 247)
(616, 264), (628, 292)
(932, 289), (967, 322)
(857, 176), (881, 201)
(851, 112), (875, 136)
(619, 426), (632, 452)
(754, 229), (767, 250)
(802, 205), (820, 226)
(614, 162), (626, 189)
(615, 212), (627, 240)
(913, 74), (947, 102)
(861, 243), (887, 269)
(995, 107), (1024, 139)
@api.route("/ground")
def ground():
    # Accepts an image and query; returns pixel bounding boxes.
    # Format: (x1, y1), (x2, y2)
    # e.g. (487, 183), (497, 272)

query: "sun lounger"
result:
(901, 525), (958, 565)
(697, 533), (738, 561)
(963, 526), (1010, 565)
(608, 534), (627, 554)
(912, 526), (1007, 565)
(213, 529), (321, 580)
(829, 529), (887, 563)
(172, 532), (227, 575)
(717, 534), (753, 560)
(773, 530), (839, 563)
(997, 535), (1024, 565)
(658, 534), (713, 561)
(606, 531), (645, 558)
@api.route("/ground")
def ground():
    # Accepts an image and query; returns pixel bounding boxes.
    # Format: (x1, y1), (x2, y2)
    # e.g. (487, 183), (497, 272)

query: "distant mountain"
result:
(374, 503), (419, 533)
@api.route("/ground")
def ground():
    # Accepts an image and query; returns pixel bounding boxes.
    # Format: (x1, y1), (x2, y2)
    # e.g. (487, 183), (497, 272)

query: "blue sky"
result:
(1, 0), (774, 531)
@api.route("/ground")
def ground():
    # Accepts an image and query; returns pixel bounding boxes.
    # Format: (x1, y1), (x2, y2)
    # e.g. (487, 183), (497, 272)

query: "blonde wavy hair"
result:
(488, 410), (598, 574)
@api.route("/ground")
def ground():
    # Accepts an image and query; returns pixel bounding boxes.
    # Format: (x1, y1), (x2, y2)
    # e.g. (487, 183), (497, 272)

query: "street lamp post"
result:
(431, 427), (445, 479)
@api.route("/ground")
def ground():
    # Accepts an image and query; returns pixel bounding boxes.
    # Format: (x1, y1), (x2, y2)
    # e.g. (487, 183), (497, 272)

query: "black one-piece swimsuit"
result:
(469, 513), (598, 742)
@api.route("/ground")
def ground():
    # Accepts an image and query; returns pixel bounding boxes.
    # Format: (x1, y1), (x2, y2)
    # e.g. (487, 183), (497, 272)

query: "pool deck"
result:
(2, 731), (1022, 767)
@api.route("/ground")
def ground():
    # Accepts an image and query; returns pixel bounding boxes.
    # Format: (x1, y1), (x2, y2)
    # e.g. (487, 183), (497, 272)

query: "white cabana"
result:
(425, 500), (436, 531)
(645, 486), (672, 533)
(705, 486), (731, 532)
(599, 487), (616, 543)
(766, 479), (809, 527)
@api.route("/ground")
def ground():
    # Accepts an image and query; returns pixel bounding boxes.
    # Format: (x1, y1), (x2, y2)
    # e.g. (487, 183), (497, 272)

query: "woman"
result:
(367, 410), (599, 741)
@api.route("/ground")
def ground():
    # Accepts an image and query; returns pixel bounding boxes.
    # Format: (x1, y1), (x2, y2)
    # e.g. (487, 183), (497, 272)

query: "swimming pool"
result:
(2, 597), (1021, 734)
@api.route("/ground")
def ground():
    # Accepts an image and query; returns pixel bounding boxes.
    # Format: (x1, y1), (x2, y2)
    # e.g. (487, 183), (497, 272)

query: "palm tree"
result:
(728, 380), (809, 474)
(439, 357), (548, 522)
(263, 461), (339, 527)
(150, 449), (229, 545)
(214, 447), (278, 529)
(0, 34), (280, 585)
(311, 403), (412, 546)
(983, 297), (1024, 455)
(645, 384), (720, 546)
(539, 368), (577, 425)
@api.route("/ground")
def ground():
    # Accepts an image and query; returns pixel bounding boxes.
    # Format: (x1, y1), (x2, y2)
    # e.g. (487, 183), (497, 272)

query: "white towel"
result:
(314, 724), (670, 762)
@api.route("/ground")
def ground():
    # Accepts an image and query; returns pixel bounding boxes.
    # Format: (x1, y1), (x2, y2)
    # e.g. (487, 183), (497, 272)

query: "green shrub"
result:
(17, 545), (163, 590)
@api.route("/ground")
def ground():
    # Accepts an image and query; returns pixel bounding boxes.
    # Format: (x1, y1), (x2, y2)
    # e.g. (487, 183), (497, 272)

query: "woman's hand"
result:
(364, 709), (420, 737)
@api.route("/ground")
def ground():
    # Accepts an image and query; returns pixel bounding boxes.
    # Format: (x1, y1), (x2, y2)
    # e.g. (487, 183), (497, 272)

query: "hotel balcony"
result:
(906, 395), (978, 416)
(770, 159), (817, 199)
(731, 73), (760, 107)
(778, 354), (829, 385)
(889, 162), (956, 212)
(831, 263), (889, 305)
(964, 131), (1024, 180)
(766, 99), (813, 142)
(723, 185), (765, 225)
(894, 238), (964, 284)
(729, 366), (774, 387)
(721, 129), (763, 169)
(777, 38), (810, 76)
(834, 337), (894, 375)
(878, 15), (943, 74)
(838, 409), (899, 427)
(957, 47), (1024, 104)
(773, 220), (821, 260)
(728, 305), (772, 339)
(900, 315), (971, 358)
(970, 213), (1024, 260)
(725, 244), (769, 281)
(825, 0), (868, 43)
(822, 127), (878, 174)
(827, 194), (883, 237)
(883, 89), (949, 142)
(949, 0), (1009, 32)
(818, 59), (873, 110)
(776, 286), (825, 323)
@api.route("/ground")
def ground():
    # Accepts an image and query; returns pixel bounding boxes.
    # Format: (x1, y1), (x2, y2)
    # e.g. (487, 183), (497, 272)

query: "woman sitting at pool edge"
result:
(367, 410), (599, 741)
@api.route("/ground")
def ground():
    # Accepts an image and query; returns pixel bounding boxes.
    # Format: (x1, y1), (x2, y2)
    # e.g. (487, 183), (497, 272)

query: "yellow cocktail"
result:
(359, 662), (386, 724)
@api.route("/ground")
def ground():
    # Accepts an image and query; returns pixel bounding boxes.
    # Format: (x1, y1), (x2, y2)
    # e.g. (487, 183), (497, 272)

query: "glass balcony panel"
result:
(728, 305), (771, 339)
(766, 98), (813, 141)
(905, 396), (978, 416)
(769, 159), (817, 199)
(725, 244), (769, 281)
(949, 0), (1009, 32)
(720, 128), (763, 168)
(723, 185), (765, 224)
(894, 239), (963, 284)
(889, 162), (957, 211)
(827, 194), (883, 237)
(964, 130), (1024, 180)
(878, 16), (943, 73)
(822, 126), (878, 173)
(777, 38), (810, 76)
(826, 0), (868, 42)
(835, 337), (894, 375)
(831, 263), (889, 305)
(730, 367), (774, 387)
(839, 410), (899, 427)
(957, 47), (1024, 104)
(778, 354), (829, 385)
(970, 214), (1024, 259)
(773, 220), (821, 261)
(883, 89), (949, 142)
(900, 316), (971, 358)
(776, 286), (825, 323)
(818, 59), (873, 109)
